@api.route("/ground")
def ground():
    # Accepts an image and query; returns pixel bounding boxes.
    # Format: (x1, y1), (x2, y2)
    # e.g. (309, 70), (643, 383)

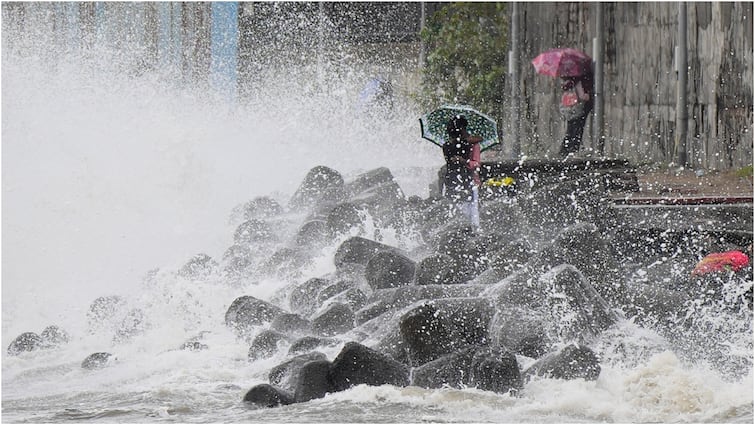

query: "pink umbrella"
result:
(531, 48), (592, 78)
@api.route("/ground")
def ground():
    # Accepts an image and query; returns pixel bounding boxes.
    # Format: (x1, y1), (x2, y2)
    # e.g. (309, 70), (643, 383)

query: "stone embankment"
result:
(7, 162), (752, 407)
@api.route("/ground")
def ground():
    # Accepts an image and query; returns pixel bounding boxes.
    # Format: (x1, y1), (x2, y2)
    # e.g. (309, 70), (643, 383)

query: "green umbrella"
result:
(419, 104), (500, 151)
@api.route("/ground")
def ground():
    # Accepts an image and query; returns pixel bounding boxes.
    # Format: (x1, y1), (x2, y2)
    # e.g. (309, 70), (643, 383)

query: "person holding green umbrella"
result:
(419, 104), (498, 230)
(441, 115), (482, 230)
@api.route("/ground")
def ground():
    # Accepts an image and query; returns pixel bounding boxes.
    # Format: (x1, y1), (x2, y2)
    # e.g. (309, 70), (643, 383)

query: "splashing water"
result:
(2, 17), (441, 332)
(3, 5), (752, 424)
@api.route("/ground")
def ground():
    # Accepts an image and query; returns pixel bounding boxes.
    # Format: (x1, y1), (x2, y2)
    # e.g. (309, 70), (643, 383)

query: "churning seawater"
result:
(2, 11), (753, 424)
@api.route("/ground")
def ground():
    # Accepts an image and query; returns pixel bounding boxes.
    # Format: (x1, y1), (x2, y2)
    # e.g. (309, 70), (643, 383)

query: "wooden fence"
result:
(509, 2), (753, 170)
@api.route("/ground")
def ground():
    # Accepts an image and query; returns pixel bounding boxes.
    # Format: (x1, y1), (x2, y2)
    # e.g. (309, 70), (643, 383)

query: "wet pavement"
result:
(634, 168), (753, 199)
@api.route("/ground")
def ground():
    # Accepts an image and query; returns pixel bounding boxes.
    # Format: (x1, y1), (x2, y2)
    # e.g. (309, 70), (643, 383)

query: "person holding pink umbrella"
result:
(532, 48), (594, 157)
(559, 70), (594, 157)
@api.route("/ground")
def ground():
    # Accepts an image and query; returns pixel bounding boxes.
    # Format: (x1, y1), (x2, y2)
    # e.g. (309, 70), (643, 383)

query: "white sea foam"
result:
(2, 6), (752, 424)
(296, 360), (752, 423)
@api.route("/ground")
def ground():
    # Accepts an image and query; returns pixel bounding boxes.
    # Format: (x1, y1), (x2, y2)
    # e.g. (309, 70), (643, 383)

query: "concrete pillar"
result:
(317, 2), (325, 85)
(210, 1), (238, 102)
(419, 2), (427, 68)
(510, 2), (521, 159)
(675, 2), (689, 167)
(593, 3), (605, 156)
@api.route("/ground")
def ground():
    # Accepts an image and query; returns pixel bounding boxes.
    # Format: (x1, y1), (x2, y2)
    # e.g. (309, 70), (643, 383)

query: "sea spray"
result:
(3, 4), (752, 424)
(3, 24), (440, 337)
